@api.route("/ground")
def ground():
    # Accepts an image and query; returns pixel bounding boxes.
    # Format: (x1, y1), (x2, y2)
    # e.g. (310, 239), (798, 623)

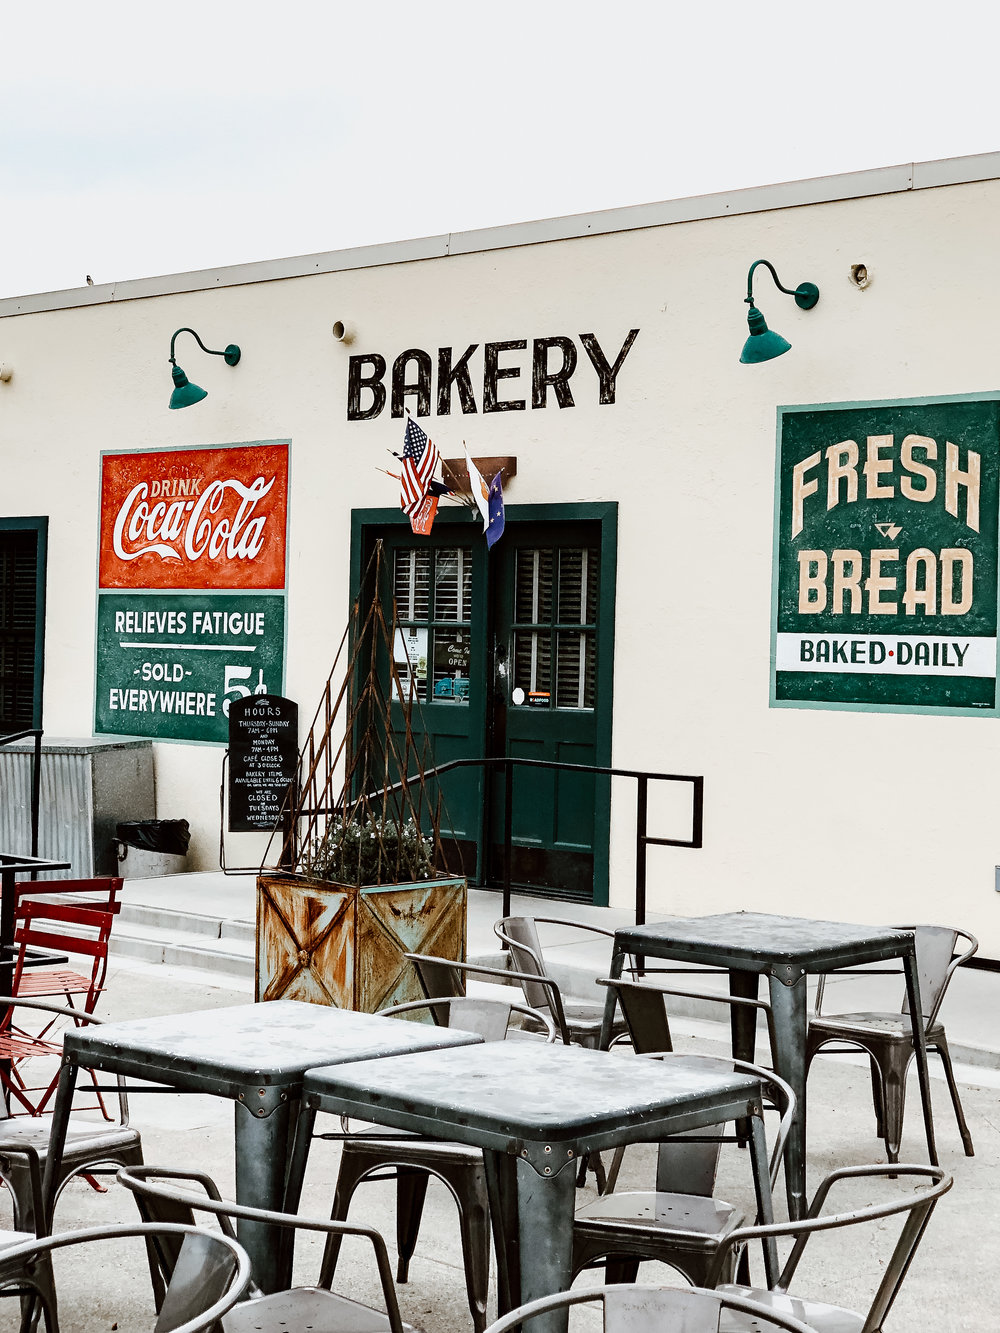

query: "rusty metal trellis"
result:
(262, 540), (458, 885)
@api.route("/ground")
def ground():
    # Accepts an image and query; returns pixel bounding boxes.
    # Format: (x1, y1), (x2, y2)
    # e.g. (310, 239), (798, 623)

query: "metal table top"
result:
(615, 912), (914, 974)
(62, 1000), (483, 1096)
(302, 1042), (761, 1170)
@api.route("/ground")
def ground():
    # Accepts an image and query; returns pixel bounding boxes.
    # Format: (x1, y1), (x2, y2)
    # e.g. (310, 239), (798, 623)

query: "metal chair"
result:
(0, 998), (144, 1236)
(598, 974), (779, 1063)
(117, 1164), (414, 1333)
(11, 878), (123, 1006)
(706, 1163), (953, 1333)
(0, 1219), (252, 1333)
(806, 925), (976, 1161)
(482, 1282), (818, 1333)
(596, 974), (780, 1193)
(572, 1054), (795, 1288)
(406, 951), (578, 1039)
(493, 915), (632, 1049)
(324, 994), (557, 1333)
(2, 897), (121, 1117)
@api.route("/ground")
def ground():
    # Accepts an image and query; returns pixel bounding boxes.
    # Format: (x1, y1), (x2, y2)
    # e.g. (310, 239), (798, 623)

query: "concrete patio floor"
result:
(3, 943), (995, 1333)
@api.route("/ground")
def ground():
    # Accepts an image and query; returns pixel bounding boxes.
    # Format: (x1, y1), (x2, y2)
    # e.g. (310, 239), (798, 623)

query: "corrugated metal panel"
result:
(0, 748), (94, 876)
(0, 739), (155, 879)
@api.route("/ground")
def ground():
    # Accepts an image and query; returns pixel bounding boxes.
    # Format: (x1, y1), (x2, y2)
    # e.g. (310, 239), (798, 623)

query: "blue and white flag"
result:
(486, 472), (505, 549)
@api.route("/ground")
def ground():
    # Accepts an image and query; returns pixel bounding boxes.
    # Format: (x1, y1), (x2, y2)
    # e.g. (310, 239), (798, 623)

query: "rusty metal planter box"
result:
(255, 873), (466, 1011)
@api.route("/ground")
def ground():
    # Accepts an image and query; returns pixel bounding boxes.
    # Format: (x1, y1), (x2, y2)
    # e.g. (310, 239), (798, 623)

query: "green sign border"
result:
(94, 589), (288, 746)
(770, 391), (1000, 718)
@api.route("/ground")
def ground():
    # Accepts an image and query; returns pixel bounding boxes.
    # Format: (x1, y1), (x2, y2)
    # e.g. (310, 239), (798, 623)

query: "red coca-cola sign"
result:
(99, 443), (289, 590)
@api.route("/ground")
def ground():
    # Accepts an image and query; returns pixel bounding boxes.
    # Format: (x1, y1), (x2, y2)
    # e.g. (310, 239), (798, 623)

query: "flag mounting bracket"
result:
(442, 456), (517, 494)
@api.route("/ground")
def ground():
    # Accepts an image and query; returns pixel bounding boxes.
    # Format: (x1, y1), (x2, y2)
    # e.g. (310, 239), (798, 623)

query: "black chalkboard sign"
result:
(228, 694), (299, 832)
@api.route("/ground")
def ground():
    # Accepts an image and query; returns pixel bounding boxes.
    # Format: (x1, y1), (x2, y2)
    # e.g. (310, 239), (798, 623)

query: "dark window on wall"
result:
(0, 519), (47, 730)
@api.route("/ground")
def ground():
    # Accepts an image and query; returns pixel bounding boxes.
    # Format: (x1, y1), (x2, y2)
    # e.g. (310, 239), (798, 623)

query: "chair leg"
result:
(603, 1146), (626, 1194)
(395, 1168), (430, 1283)
(320, 1148), (369, 1285)
(932, 1036), (975, 1156)
(877, 1056), (907, 1165)
(605, 1255), (641, 1284)
(869, 1054), (886, 1139)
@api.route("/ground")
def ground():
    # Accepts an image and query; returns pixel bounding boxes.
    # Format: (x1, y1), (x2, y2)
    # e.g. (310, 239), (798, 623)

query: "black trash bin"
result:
(115, 819), (190, 878)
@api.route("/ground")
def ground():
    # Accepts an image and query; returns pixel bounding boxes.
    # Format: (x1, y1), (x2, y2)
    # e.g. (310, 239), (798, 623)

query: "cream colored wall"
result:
(3, 178), (1000, 953)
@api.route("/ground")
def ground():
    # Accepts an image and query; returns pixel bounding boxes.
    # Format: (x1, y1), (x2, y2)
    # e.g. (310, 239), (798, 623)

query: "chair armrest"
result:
(117, 1166), (406, 1333)
(705, 1163), (952, 1289)
(532, 916), (618, 941)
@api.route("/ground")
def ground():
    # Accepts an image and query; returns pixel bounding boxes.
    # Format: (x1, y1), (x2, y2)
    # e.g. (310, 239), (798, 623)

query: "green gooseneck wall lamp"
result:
(740, 259), (819, 364)
(168, 327), (241, 408)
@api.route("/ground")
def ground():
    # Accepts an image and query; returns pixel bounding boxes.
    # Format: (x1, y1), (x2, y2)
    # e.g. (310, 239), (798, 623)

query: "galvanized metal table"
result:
(286, 1041), (776, 1333)
(41, 999), (482, 1291)
(598, 912), (938, 1218)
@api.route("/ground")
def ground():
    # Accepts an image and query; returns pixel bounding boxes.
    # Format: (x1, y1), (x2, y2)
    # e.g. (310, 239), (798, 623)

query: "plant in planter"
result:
(300, 815), (435, 888)
(256, 541), (467, 1011)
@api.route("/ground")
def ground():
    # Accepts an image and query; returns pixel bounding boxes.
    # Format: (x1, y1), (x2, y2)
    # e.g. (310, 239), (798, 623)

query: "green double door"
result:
(353, 504), (616, 903)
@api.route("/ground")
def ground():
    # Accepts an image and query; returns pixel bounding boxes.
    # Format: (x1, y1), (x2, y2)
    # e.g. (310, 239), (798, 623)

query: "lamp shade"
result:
(739, 304), (791, 364)
(169, 364), (208, 409)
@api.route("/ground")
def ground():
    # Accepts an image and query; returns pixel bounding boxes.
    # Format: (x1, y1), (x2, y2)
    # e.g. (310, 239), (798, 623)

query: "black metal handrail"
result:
(364, 755), (703, 926)
(0, 728), (43, 859)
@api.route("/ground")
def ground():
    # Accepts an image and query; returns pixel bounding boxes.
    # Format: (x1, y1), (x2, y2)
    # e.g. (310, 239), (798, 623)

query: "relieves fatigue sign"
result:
(95, 442), (289, 743)
(772, 396), (1000, 715)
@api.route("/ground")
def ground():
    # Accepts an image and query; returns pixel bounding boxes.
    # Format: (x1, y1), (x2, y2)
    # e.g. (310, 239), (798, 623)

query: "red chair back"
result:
(15, 876), (123, 914)
(12, 899), (117, 1010)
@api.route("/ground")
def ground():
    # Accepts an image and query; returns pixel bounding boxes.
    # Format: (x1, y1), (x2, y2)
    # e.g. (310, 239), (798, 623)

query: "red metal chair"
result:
(12, 877), (122, 1002)
(0, 896), (120, 1117)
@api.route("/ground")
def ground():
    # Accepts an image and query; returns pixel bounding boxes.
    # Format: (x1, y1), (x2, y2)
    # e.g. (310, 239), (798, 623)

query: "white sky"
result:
(3, 1), (998, 299)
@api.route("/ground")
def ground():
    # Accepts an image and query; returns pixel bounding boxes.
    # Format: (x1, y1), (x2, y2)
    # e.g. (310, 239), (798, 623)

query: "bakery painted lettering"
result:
(346, 330), (640, 421)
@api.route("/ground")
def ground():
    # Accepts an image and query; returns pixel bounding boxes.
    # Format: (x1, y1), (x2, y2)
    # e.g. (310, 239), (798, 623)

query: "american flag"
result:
(399, 417), (439, 517)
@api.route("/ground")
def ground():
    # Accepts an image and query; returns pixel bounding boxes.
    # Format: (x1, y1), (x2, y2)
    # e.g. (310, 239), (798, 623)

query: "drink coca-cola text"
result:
(112, 475), (275, 564)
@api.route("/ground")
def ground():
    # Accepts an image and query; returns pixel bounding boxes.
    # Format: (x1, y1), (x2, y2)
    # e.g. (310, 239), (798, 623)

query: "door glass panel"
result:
(434, 547), (472, 622)
(557, 547), (598, 623)
(513, 628), (552, 700)
(515, 549), (553, 623)
(556, 630), (596, 708)
(513, 545), (598, 712)
(393, 549), (430, 621)
(392, 545), (473, 704)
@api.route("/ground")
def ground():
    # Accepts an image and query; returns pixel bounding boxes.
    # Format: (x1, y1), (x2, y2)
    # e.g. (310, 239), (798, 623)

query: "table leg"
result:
(514, 1157), (576, 1333)
(598, 945), (626, 1050)
(41, 1058), (78, 1235)
(902, 948), (939, 1166)
(728, 969), (760, 1062)
(766, 970), (808, 1219)
(234, 1095), (294, 1293)
(282, 1103), (316, 1214)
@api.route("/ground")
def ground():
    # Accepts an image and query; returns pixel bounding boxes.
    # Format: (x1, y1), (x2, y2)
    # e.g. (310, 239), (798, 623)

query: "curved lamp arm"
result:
(745, 259), (819, 311)
(169, 327), (241, 367)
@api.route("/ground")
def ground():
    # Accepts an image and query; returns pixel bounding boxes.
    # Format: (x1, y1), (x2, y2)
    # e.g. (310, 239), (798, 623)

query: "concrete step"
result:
(119, 900), (255, 944)
(111, 904), (254, 978)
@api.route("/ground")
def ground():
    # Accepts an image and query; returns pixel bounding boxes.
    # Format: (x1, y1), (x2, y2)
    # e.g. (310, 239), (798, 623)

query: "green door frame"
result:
(0, 515), (48, 730)
(350, 501), (617, 904)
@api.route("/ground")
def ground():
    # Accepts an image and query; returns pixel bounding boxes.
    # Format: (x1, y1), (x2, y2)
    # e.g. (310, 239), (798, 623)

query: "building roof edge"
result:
(2, 151), (999, 318)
